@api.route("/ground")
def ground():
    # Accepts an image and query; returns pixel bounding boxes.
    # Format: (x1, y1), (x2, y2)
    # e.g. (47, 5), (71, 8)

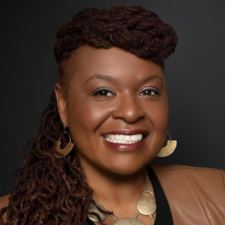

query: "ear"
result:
(54, 83), (68, 127)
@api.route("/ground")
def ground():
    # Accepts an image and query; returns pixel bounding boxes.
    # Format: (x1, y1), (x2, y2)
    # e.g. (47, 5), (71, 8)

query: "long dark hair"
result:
(0, 5), (177, 225)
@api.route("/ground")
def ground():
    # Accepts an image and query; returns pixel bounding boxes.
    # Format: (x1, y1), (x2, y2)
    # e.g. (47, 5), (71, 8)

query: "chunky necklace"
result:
(88, 173), (157, 225)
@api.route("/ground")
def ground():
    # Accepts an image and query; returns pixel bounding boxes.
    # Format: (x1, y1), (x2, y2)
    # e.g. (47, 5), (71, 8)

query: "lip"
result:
(103, 129), (149, 135)
(102, 129), (148, 151)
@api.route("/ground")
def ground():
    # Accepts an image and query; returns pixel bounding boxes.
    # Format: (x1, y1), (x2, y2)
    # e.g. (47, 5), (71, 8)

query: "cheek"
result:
(154, 102), (169, 129)
(66, 98), (112, 142)
(145, 98), (169, 130)
(145, 98), (169, 153)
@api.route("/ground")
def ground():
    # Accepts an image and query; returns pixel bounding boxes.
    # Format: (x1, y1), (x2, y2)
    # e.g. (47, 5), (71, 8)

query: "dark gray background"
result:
(0, 0), (225, 197)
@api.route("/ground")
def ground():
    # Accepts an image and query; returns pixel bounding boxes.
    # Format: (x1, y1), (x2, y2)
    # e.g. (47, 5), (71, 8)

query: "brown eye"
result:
(138, 88), (159, 96)
(93, 89), (114, 96)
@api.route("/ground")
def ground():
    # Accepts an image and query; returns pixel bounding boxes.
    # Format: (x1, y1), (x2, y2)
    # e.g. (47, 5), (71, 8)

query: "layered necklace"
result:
(88, 173), (157, 225)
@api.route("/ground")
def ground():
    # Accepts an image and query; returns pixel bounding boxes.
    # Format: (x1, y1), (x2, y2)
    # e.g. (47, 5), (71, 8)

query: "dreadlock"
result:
(0, 5), (177, 225)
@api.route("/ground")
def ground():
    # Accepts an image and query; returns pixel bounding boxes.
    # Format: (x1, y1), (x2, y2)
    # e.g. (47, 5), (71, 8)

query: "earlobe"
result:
(54, 83), (68, 127)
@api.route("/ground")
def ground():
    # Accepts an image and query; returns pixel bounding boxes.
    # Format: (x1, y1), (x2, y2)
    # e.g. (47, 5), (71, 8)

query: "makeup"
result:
(102, 130), (148, 151)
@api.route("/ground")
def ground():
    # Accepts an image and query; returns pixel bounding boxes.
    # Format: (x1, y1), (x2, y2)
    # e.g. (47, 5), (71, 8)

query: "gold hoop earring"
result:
(54, 128), (74, 158)
(157, 132), (177, 157)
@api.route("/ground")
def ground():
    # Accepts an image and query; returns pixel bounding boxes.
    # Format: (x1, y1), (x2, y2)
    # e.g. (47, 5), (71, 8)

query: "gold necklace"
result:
(88, 173), (157, 225)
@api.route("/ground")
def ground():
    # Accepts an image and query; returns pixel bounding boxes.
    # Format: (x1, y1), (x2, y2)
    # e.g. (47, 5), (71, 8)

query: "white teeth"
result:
(105, 134), (143, 144)
(119, 135), (124, 140)
(125, 136), (130, 141)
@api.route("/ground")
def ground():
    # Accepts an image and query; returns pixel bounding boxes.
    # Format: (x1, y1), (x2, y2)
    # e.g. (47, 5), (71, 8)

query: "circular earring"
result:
(157, 132), (177, 157)
(54, 127), (74, 158)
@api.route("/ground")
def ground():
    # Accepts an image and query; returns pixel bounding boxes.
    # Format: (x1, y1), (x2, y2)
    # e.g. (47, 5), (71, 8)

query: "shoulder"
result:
(151, 164), (225, 225)
(152, 163), (225, 185)
(152, 163), (225, 175)
(0, 195), (9, 210)
(151, 163), (225, 198)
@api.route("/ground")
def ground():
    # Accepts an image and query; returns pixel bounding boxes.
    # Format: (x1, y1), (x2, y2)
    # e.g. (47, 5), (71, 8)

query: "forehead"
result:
(64, 45), (164, 84)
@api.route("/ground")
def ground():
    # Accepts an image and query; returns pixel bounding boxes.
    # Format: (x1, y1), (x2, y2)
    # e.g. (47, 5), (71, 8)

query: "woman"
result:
(0, 5), (224, 225)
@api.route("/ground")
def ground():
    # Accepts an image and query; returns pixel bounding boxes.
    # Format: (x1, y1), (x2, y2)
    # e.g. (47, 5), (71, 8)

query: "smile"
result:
(105, 134), (143, 144)
(102, 130), (148, 151)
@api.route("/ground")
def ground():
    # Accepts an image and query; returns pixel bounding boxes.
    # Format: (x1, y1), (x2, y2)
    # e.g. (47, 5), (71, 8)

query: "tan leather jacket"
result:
(1, 164), (225, 224)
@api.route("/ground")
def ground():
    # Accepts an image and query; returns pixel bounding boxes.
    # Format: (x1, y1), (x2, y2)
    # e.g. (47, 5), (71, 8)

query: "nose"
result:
(112, 93), (145, 123)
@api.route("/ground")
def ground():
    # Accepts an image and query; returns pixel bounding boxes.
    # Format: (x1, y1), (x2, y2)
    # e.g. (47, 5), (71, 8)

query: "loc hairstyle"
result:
(0, 5), (177, 225)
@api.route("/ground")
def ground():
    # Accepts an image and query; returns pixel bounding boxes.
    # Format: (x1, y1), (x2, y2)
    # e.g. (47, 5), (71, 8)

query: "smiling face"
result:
(55, 45), (168, 176)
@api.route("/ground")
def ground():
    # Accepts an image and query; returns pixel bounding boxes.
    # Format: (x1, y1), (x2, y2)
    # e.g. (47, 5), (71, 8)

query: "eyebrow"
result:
(140, 74), (163, 83)
(84, 74), (118, 85)
(84, 73), (163, 85)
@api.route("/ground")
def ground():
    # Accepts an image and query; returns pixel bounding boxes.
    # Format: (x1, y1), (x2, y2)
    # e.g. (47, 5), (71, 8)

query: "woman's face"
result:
(55, 45), (168, 176)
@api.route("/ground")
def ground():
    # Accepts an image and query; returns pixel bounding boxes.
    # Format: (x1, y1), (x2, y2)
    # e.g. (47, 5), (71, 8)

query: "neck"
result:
(81, 162), (152, 212)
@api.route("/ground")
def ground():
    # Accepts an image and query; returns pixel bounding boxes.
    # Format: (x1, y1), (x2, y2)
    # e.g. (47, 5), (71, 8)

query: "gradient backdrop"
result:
(0, 0), (225, 197)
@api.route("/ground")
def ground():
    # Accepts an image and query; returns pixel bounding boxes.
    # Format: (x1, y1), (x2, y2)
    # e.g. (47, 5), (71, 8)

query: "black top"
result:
(87, 166), (173, 225)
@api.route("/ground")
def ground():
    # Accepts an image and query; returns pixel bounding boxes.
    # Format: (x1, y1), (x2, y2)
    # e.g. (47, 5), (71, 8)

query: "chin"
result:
(102, 156), (152, 176)
(110, 167), (144, 176)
